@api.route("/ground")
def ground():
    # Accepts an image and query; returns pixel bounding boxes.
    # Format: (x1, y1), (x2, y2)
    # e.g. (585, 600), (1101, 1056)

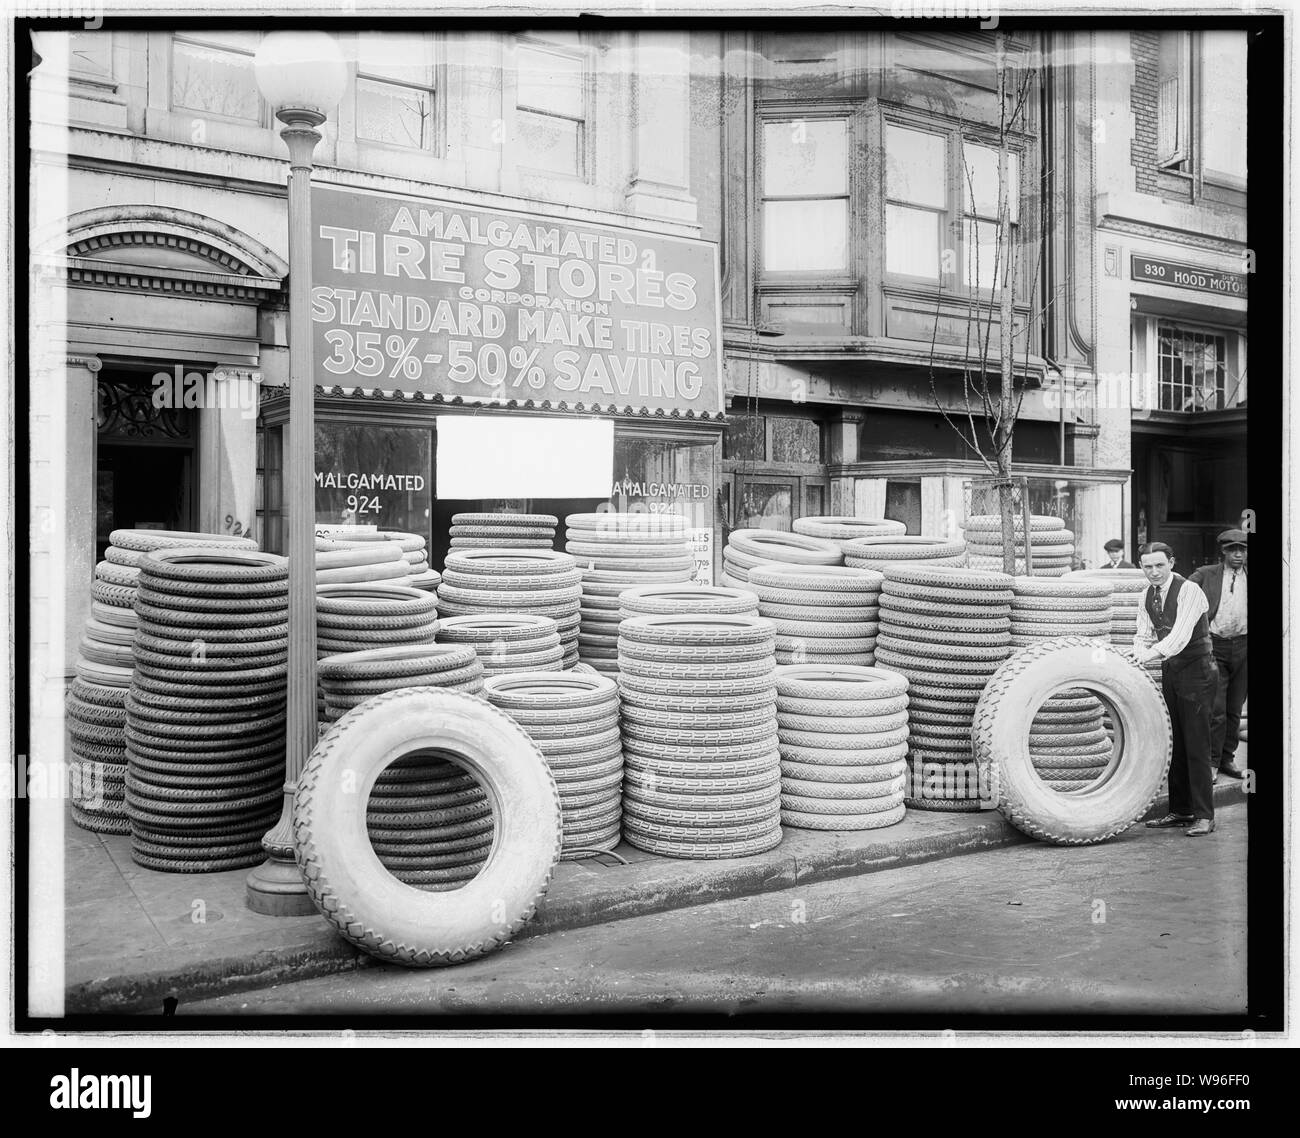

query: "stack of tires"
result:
(324, 529), (439, 590)
(1009, 577), (1116, 792)
(315, 538), (411, 588)
(565, 512), (695, 676)
(618, 614), (781, 859)
(95, 529), (258, 611)
(317, 644), (484, 725)
(315, 584), (441, 727)
(1067, 568), (1158, 678)
(776, 664), (909, 831)
(438, 615), (565, 677)
(317, 645), (490, 893)
(747, 565), (884, 665)
(485, 672), (623, 856)
(66, 657), (132, 835)
(124, 549), (289, 873)
(842, 535), (966, 572)
(449, 512), (557, 550)
(874, 564), (1014, 812)
(438, 549), (581, 669)
(68, 529), (259, 837)
(793, 516), (907, 551)
(316, 584), (439, 657)
(722, 529), (842, 588)
(620, 583), (759, 621)
(964, 515), (1074, 577)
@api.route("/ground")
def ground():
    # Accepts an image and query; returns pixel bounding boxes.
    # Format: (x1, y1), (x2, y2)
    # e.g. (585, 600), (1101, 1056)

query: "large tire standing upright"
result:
(973, 637), (1171, 844)
(294, 687), (562, 965)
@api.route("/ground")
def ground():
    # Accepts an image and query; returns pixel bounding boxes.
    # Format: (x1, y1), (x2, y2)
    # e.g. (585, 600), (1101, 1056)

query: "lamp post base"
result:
(246, 789), (315, 916)
(245, 856), (317, 917)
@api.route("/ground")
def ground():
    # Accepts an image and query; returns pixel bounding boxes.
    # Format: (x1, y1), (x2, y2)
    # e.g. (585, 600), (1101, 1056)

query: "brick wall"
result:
(1130, 30), (1161, 195)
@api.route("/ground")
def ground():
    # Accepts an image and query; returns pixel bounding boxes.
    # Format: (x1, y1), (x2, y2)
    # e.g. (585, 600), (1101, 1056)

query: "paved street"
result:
(179, 802), (1247, 1017)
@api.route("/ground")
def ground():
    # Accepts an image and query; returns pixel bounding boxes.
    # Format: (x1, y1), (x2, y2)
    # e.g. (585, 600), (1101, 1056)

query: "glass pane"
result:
(963, 218), (1002, 290)
(1201, 31), (1247, 179)
(963, 142), (1019, 221)
(723, 413), (765, 461)
(885, 204), (940, 278)
(172, 40), (260, 122)
(885, 124), (946, 208)
(357, 32), (432, 84)
(885, 480), (921, 536)
(737, 482), (793, 531)
(606, 436), (716, 584)
(763, 119), (847, 196)
(804, 484), (824, 518)
(770, 417), (821, 464)
(763, 199), (847, 272)
(357, 78), (431, 148)
(515, 109), (581, 175)
(517, 45), (584, 118)
(314, 422), (433, 539)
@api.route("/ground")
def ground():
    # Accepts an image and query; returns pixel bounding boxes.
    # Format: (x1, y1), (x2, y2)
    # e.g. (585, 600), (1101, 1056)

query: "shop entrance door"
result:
(95, 371), (197, 560)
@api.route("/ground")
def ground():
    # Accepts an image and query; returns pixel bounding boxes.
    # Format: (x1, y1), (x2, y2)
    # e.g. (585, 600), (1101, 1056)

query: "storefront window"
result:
(735, 480), (794, 531)
(605, 434), (716, 583)
(314, 421), (433, 540)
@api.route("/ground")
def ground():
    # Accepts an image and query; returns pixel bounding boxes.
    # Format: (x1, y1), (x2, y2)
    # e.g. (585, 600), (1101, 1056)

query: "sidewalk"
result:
(63, 774), (1249, 1016)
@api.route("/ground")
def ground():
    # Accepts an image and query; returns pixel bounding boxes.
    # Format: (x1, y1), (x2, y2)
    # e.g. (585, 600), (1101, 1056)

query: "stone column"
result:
(854, 478), (887, 520)
(625, 30), (697, 224)
(198, 367), (262, 541)
(827, 408), (863, 516)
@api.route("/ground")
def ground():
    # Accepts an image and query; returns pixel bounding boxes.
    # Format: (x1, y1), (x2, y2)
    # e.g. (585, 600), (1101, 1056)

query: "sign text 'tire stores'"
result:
(310, 187), (723, 416)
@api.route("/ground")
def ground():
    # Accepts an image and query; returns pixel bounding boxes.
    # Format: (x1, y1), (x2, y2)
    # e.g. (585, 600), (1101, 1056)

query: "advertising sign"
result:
(311, 186), (723, 415)
(1131, 255), (1248, 298)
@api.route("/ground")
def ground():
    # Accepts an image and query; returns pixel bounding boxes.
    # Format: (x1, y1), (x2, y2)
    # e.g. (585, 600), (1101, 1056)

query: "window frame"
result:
(352, 30), (441, 155)
(509, 33), (594, 181)
(756, 101), (861, 285)
(169, 31), (267, 128)
(1156, 29), (1194, 171)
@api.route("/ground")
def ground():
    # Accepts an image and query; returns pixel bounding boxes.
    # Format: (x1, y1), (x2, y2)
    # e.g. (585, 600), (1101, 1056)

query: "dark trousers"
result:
(1162, 654), (1218, 821)
(1210, 634), (1248, 766)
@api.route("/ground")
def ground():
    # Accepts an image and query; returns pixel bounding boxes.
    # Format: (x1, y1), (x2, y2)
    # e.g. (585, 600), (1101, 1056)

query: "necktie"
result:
(1230, 570), (1238, 594)
(1153, 586), (1164, 619)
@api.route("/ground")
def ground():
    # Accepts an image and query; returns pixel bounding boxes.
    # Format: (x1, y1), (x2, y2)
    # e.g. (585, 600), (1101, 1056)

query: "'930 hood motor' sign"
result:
(310, 186), (722, 417)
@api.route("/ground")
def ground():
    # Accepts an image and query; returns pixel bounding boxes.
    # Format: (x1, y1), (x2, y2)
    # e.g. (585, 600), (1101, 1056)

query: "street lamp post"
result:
(247, 32), (347, 916)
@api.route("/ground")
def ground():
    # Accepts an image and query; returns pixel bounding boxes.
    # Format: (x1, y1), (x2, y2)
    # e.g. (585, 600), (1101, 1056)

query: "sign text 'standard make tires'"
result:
(294, 687), (562, 966)
(973, 637), (1171, 845)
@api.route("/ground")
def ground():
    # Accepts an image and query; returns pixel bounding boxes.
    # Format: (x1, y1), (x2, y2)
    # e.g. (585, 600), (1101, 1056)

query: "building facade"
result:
(28, 23), (1248, 687)
(1094, 28), (1249, 571)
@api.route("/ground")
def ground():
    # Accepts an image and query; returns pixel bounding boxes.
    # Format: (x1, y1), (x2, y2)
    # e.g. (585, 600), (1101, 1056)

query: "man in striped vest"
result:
(1135, 542), (1220, 836)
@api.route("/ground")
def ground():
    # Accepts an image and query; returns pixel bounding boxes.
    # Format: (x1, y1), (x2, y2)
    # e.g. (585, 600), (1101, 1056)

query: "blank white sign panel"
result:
(435, 416), (614, 499)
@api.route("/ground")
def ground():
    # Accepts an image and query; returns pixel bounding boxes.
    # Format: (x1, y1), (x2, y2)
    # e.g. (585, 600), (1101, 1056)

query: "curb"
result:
(63, 780), (1247, 1016)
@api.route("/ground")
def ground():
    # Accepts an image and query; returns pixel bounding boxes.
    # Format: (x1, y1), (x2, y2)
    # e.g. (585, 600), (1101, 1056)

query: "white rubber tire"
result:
(973, 636), (1171, 845)
(293, 687), (561, 965)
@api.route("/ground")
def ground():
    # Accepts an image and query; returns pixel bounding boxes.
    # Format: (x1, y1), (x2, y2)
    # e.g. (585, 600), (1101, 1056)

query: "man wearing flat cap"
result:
(1103, 539), (1135, 569)
(1189, 529), (1249, 780)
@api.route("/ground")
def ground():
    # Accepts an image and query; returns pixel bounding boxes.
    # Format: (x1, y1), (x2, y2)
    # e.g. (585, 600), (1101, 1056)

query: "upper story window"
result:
(883, 116), (1024, 293)
(514, 36), (587, 177)
(1156, 30), (1193, 169)
(761, 117), (850, 272)
(355, 32), (438, 151)
(884, 122), (946, 280)
(170, 32), (262, 124)
(961, 140), (1020, 290)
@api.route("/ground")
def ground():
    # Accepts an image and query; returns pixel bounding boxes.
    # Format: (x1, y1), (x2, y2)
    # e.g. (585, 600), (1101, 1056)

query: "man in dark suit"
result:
(1189, 529), (1248, 780)
(1103, 538), (1135, 569)
(1137, 542), (1219, 836)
